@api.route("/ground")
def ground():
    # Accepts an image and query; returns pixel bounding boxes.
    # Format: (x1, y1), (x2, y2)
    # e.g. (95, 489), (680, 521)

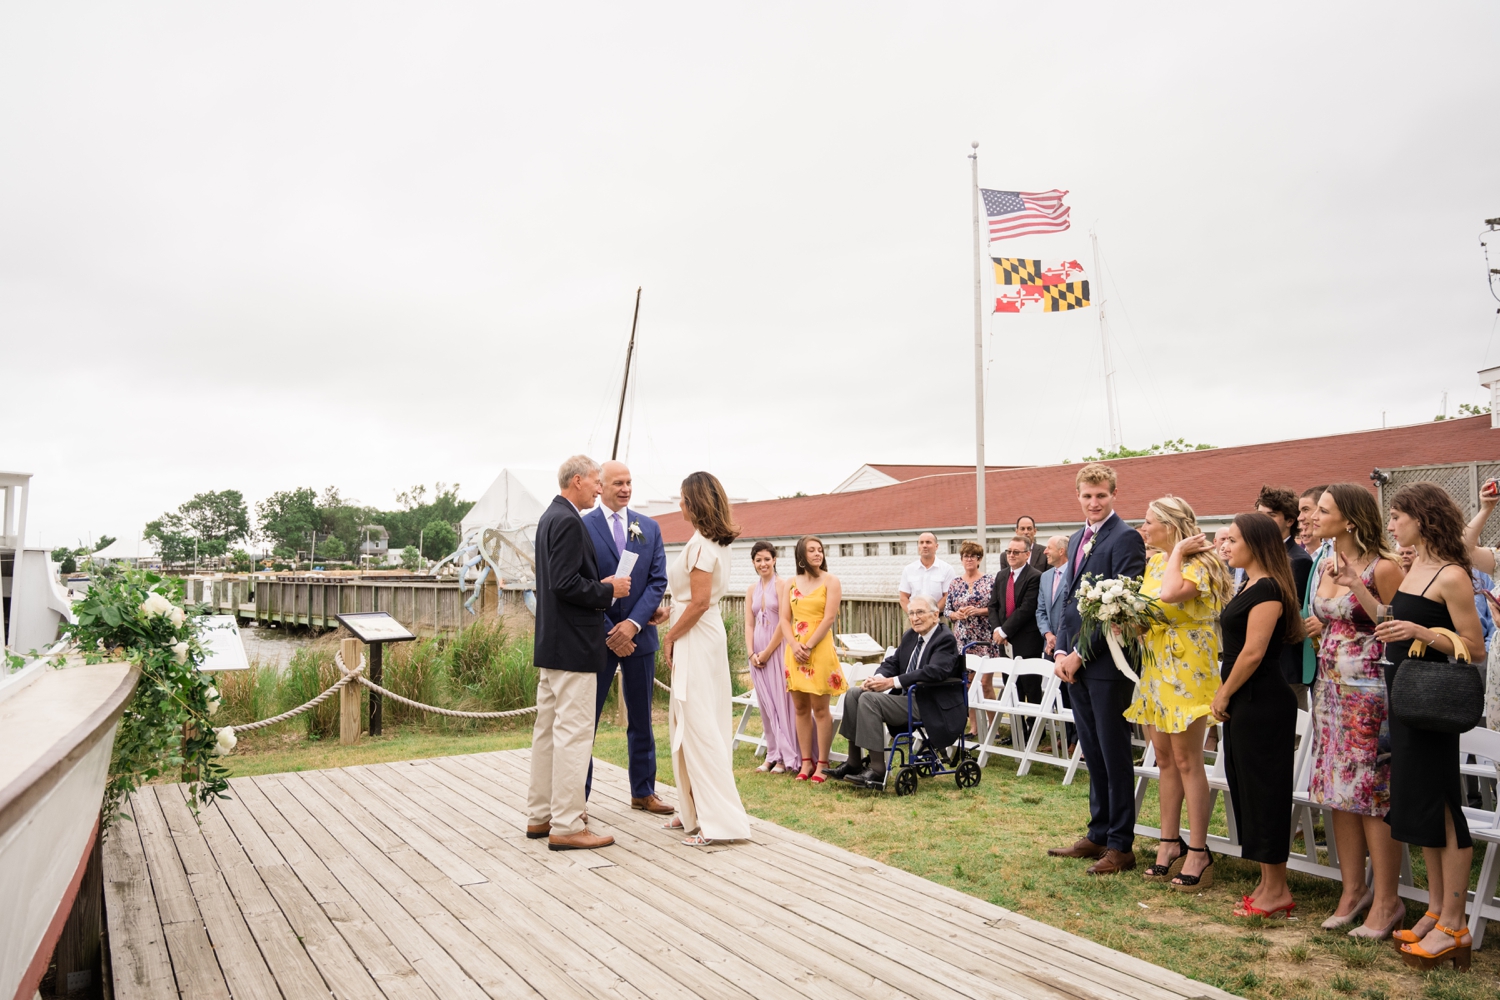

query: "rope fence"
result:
(229, 655), (364, 733)
(228, 653), (673, 734)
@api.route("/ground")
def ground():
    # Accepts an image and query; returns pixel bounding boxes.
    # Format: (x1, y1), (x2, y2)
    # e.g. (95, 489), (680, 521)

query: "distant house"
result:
(358, 525), (390, 560)
(653, 415), (1500, 598)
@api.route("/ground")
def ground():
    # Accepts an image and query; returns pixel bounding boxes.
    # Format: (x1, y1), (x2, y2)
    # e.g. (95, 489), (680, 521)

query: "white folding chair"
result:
(1460, 727), (1500, 949)
(828, 660), (879, 762)
(731, 684), (764, 755)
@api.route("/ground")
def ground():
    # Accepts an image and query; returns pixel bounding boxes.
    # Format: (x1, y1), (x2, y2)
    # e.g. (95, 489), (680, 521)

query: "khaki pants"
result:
(527, 667), (597, 836)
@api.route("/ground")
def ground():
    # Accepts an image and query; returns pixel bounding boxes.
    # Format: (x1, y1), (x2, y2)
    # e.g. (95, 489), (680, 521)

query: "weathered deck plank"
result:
(103, 750), (1237, 1000)
(102, 797), (178, 1000)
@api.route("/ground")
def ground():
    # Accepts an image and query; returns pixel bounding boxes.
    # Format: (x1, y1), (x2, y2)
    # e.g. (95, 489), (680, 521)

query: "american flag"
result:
(981, 189), (1071, 241)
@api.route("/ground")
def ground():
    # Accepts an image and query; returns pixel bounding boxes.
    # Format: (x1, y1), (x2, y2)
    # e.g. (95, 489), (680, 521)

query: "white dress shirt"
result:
(899, 558), (957, 607)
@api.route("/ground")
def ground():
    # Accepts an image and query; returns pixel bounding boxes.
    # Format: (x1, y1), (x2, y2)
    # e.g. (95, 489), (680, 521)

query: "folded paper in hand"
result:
(612, 550), (638, 604)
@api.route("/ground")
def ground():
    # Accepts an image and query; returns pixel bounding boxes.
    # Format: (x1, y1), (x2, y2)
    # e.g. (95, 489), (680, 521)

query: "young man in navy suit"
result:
(581, 461), (672, 813)
(1049, 464), (1146, 875)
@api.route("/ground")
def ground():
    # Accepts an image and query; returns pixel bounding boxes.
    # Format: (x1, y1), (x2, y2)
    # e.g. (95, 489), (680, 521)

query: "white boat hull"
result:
(0, 662), (137, 1000)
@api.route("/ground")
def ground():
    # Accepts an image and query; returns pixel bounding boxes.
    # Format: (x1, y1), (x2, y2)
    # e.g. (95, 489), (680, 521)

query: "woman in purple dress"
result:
(743, 541), (800, 773)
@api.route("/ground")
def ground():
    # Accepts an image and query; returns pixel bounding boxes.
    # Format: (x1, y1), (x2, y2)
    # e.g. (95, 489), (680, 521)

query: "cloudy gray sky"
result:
(4, 2), (1498, 551)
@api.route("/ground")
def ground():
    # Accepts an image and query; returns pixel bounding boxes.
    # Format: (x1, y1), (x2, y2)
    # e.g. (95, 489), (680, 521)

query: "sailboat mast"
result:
(611, 287), (642, 461)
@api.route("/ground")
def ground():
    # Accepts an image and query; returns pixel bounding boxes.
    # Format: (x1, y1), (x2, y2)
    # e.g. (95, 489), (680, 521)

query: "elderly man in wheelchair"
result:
(829, 594), (980, 794)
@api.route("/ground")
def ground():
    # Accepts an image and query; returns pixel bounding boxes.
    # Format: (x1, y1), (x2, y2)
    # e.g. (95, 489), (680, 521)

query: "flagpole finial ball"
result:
(971, 140), (979, 149)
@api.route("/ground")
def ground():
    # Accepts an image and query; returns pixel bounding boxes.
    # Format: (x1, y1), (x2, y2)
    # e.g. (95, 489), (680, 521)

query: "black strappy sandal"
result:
(1169, 845), (1214, 892)
(1142, 836), (1188, 882)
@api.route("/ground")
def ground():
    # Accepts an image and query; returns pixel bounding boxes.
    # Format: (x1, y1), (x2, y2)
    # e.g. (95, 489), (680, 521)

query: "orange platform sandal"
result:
(1392, 910), (1439, 945)
(1399, 923), (1472, 972)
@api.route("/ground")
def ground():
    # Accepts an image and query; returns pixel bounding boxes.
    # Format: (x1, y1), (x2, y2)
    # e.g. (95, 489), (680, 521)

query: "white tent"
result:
(439, 469), (557, 601)
(459, 468), (556, 538)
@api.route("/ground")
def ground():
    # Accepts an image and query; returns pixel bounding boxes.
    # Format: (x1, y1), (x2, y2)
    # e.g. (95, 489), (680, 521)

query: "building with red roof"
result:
(654, 416), (1499, 596)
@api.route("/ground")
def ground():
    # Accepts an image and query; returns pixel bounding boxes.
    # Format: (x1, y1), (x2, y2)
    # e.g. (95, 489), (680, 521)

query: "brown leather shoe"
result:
(1086, 849), (1137, 875)
(631, 794), (674, 815)
(525, 823), (550, 839)
(548, 830), (615, 851)
(1047, 837), (1107, 859)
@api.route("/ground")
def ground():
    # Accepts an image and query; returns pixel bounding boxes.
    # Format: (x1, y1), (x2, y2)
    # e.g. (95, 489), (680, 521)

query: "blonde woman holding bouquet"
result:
(1126, 496), (1233, 889)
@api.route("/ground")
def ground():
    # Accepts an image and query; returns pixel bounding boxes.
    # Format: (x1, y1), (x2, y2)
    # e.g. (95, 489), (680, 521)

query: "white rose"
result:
(1100, 602), (1118, 617)
(205, 686), (221, 716)
(140, 592), (173, 617)
(171, 641), (189, 665)
(214, 726), (237, 755)
(167, 606), (186, 627)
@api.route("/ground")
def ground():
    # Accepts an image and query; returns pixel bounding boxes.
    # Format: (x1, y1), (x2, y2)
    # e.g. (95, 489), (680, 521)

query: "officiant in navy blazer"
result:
(1049, 463), (1147, 876)
(581, 460), (672, 813)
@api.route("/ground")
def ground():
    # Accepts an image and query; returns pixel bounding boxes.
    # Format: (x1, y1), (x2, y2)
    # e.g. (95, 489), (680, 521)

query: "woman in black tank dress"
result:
(1210, 513), (1305, 919)
(1375, 484), (1484, 970)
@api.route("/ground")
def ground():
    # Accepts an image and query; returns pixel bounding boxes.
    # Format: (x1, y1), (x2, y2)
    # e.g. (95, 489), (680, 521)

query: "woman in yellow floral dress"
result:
(778, 535), (846, 783)
(1125, 496), (1232, 889)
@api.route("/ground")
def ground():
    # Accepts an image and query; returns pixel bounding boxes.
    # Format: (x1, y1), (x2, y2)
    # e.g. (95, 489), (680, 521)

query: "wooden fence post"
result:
(340, 638), (362, 745)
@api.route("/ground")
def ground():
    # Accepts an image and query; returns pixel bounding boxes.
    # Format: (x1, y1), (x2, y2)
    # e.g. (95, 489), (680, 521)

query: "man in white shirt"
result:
(898, 531), (956, 612)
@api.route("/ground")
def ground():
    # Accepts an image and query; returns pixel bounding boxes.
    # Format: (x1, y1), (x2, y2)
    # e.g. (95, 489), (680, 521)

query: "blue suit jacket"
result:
(1057, 513), (1147, 682)
(582, 505), (669, 656)
(1035, 563), (1070, 649)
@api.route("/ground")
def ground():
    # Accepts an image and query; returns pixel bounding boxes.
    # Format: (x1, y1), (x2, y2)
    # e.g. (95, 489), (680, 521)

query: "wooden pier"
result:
(183, 576), (524, 635)
(104, 750), (1233, 1000)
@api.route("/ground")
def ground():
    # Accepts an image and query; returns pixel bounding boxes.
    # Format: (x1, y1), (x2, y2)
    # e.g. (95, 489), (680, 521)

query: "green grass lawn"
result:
(213, 713), (1500, 1000)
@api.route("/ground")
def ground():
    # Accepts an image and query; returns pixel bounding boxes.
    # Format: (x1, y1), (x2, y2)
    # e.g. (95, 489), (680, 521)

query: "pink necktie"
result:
(612, 512), (626, 554)
(1073, 524), (1095, 575)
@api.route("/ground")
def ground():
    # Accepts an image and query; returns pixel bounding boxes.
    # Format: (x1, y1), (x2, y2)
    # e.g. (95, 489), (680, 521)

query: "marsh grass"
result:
(215, 614), (544, 738)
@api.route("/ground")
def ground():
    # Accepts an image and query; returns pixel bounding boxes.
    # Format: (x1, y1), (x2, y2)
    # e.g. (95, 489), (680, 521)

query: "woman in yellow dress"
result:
(1125, 495), (1232, 889)
(778, 535), (847, 783)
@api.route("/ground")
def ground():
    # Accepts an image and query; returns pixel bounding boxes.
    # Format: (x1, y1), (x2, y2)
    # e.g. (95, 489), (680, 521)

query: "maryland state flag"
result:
(992, 257), (1091, 314)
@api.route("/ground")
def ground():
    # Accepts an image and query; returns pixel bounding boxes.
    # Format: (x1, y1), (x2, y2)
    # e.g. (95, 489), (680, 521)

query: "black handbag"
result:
(1388, 628), (1484, 734)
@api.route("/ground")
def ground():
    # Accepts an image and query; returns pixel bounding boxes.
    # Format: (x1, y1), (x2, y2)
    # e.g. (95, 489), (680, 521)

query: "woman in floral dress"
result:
(1305, 483), (1405, 936)
(945, 540), (995, 736)
(778, 535), (846, 783)
(1125, 496), (1231, 889)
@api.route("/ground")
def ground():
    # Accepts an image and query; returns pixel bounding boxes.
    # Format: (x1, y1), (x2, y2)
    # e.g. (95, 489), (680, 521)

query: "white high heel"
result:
(1320, 888), (1374, 930)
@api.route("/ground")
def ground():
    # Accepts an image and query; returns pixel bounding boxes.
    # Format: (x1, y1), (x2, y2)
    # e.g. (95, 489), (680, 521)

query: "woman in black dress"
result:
(1375, 483), (1484, 971)
(1210, 512), (1305, 919)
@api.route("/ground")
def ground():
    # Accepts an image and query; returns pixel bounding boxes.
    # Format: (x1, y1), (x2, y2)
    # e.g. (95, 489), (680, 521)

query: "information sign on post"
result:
(336, 612), (417, 735)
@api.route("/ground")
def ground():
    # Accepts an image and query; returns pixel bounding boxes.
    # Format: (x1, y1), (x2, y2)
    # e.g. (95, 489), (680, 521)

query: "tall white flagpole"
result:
(1090, 230), (1122, 451)
(970, 141), (986, 559)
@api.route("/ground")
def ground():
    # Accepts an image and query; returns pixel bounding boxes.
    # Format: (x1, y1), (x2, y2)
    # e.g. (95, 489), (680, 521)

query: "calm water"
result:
(238, 623), (313, 672)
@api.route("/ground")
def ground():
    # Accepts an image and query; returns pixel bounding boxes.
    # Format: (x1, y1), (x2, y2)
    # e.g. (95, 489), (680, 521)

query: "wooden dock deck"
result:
(104, 750), (1233, 1000)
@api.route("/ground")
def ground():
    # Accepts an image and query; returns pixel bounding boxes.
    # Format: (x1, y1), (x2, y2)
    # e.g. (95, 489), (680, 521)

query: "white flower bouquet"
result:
(1075, 573), (1165, 683)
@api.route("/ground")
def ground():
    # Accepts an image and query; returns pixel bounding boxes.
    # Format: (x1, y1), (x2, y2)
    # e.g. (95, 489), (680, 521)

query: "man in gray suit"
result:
(1035, 535), (1070, 658)
(1034, 534), (1075, 751)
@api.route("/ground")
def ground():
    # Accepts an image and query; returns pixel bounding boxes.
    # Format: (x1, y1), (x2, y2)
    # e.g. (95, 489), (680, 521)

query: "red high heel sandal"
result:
(808, 759), (830, 783)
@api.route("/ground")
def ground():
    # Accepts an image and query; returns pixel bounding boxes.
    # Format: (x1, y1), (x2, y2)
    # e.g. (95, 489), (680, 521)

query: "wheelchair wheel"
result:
(955, 758), (982, 789)
(893, 766), (919, 796)
(915, 760), (936, 778)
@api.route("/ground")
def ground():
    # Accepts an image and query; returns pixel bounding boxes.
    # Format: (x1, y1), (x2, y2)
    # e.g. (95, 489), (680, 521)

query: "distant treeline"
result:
(141, 482), (474, 565)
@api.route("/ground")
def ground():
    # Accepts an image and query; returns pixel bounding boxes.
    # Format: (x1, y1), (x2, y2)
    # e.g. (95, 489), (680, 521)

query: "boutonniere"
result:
(1082, 537), (1097, 559)
(628, 518), (644, 543)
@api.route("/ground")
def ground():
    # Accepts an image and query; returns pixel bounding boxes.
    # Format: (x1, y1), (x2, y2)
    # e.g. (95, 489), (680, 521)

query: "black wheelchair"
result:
(869, 675), (982, 796)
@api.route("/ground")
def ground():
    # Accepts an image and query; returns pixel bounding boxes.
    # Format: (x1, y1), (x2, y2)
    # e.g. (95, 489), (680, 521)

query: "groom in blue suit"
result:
(581, 460), (672, 813)
(1049, 463), (1146, 875)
